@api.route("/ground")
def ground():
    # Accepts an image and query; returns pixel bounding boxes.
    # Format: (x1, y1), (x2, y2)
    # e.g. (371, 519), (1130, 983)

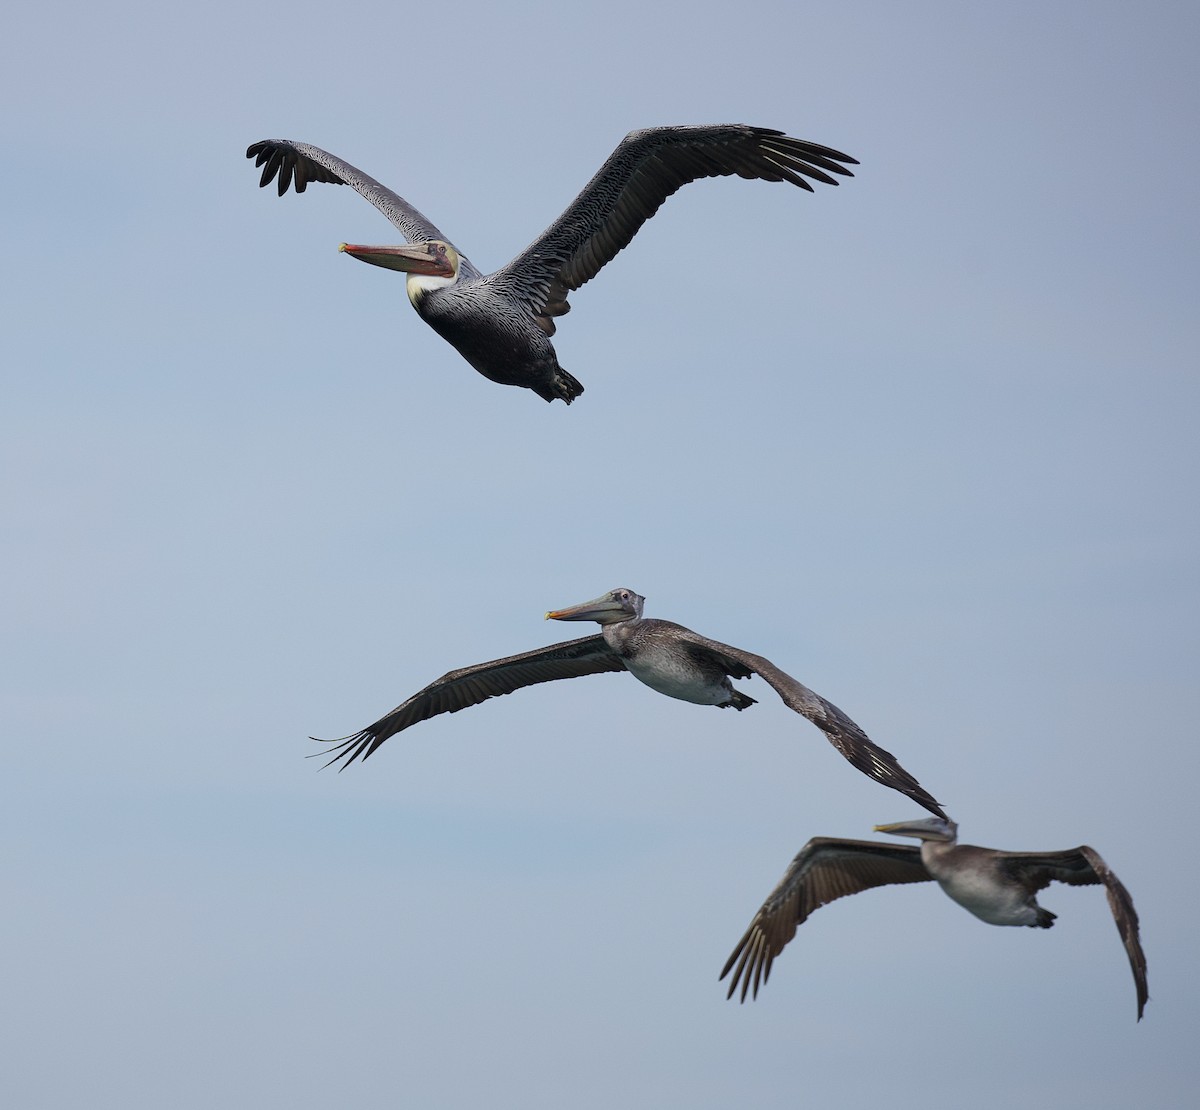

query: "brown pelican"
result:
(245, 125), (856, 403)
(315, 587), (945, 819)
(720, 816), (1149, 1021)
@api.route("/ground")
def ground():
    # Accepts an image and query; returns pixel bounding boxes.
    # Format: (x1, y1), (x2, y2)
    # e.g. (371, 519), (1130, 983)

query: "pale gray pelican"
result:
(245, 125), (856, 403)
(721, 816), (1148, 1020)
(315, 588), (945, 819)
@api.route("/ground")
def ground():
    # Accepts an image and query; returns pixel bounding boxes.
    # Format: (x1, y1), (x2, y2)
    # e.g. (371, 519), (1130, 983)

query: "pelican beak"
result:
(874, 817), (953, 841)
(339, 242), (455, 276)
(545, 593), (628, 624)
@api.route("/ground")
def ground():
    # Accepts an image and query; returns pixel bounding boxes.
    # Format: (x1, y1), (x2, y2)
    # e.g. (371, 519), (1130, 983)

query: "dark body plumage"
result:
(246, 125), (857, 403)
(315, 588), (945, 820)
(721, 817), (1149, 1021)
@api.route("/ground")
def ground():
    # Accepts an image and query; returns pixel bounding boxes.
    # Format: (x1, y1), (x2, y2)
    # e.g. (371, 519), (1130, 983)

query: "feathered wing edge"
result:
(1002, 845), (1149, 1020)
(672, 629), (947, 819)
(493, 124), (858, 334)
(311, 634), (625, 770)
(720, 838), (930, 1000)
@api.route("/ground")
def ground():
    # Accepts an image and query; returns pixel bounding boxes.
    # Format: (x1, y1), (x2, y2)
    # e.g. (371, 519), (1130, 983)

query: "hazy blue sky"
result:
(3, 2), (1197, 1106)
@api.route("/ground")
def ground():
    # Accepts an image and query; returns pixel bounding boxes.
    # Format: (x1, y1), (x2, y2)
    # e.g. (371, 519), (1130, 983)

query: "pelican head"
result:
(339, 238), (459, 276)
(545, 587), (645, 626)
(874, 816), (959, 843)
(339, 239), (460, 307)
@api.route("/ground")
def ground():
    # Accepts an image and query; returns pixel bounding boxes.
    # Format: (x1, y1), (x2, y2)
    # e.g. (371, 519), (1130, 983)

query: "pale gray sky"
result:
(3, 2), (1197, 1107)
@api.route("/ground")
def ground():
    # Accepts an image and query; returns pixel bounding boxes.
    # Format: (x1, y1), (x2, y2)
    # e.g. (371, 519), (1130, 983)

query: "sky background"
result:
(3, 2), (1197, 1106)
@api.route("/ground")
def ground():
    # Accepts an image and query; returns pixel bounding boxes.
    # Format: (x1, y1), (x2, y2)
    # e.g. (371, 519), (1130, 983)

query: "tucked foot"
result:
(542, 366), (584, 404)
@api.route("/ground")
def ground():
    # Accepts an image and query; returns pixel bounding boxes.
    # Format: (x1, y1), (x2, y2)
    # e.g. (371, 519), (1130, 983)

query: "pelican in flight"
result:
(720, 816), (1149, 1020)
(315, 587), (945, 818)
(245, 125), (856, 403)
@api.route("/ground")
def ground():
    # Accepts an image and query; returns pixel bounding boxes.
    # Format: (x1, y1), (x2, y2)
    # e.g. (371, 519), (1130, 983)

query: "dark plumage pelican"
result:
(315, 587), (945, 819)
(245, 125), (856, 403)
(721, 816), (1148, 1020)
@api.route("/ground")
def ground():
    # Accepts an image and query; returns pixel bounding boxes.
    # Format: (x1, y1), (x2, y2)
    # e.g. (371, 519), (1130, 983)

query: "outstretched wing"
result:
(672, 629), (947, 819)
(314, 634), (626, 770)
(1002, 845), (1149, 1020)
(245, 139), (482, 278)
(492, 124), (857, 335)
(721, 838), (930, 1001)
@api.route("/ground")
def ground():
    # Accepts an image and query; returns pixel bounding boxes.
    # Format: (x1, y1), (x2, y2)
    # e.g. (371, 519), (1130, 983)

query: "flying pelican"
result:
(315, 587), (945, 819)
(245, 125), (856, 403)
(720, 816), (1148, 1021)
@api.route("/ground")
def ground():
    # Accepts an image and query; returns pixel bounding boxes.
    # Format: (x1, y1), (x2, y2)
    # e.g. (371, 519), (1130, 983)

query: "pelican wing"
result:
(245, 139), (481, 277)
(493, 125), (857, 335)
(1000, 845), (1149, 1020)
(672, 630), (947, 819)
(314, 634), (624, 770)
(721, 837), (930, 1001)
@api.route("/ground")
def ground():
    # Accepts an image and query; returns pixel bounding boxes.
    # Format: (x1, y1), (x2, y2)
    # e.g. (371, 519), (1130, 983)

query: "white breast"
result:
(935, 870), (1040, 927)
(624, 653), (729, 706)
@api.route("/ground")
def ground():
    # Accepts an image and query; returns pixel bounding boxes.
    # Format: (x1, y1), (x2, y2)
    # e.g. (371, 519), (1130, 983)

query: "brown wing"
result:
(1001, 845), (1149, 1020)
(492, 125), (857, 334)
(245, 139), (483, 280)
(721, 838), (931, 1001)
(672, 630), (947, 819)
(313, 634), (625, 770)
